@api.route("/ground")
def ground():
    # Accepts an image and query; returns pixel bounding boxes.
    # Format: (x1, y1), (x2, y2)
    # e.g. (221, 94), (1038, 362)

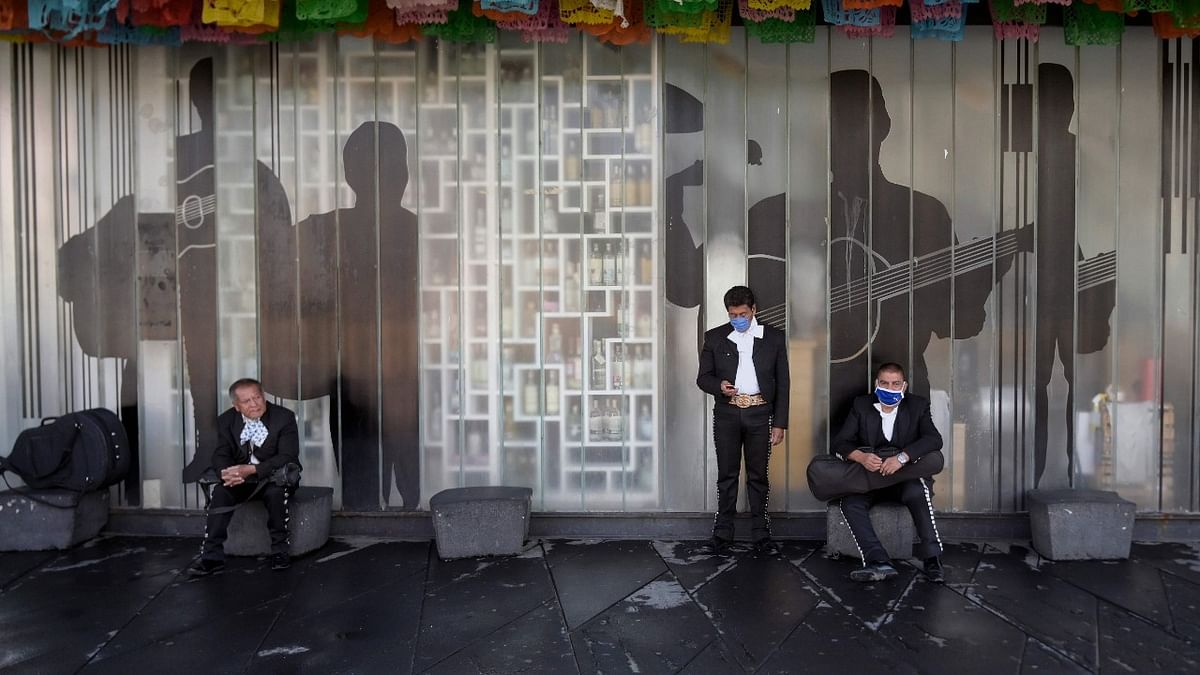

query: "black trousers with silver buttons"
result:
(711, 403), (773, 542)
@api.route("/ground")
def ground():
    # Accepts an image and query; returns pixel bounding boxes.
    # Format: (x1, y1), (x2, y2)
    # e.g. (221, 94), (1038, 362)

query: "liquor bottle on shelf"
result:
(639, 165), (652, 207)
(636, 309), (651, 338)
(604, 399), (622, 441)
(543, 240), (559, 281)
(590, 240), (604, 284)
(504, 399), (515, 435)
(591, 339), (606, 389)
(548, 324), (563, 363)
(612, 344), (625, 389)
(589, 399), (603, 442)
(543, 196), (559, 233)
(592, 190), (608, 234)
(467, 427), (483, 459)
(602, 243), (616, 286)
(639, 240), (652, 284)
(564, 261), (580, 311)
(636, 104), (653, 153)
(430, 390), (443, 440)
(567, 337), (583, 390)
(637, 401), (653, 441)
(616, 295), (628, 338)
(610, 164), (623, 207)
(546, 371), (560, 416)
(502, 347), (514, 390)
(568, 403), (582, 441)
(524, 300), (537, 338)
(523, 372), (539, 416)
(473, 208), (487, 258)
(565, 137), (581, 180)
(501, 293), (513, 338)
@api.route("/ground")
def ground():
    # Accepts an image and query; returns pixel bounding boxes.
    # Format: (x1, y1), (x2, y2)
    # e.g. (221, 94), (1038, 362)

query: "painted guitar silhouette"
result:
(829, 224), (1114, 363)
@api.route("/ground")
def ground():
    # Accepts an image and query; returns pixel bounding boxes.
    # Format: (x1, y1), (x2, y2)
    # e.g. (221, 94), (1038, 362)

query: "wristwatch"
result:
(897, 452), (910, 465)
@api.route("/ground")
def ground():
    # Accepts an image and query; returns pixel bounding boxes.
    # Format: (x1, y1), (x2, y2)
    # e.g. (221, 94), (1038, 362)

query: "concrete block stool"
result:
(825, 503), (914, 560)
(224, 486), (333, 557)
(430, 486), (532, 559)
(1027, 489), (1135, 561)
(0, 489), (109, 550)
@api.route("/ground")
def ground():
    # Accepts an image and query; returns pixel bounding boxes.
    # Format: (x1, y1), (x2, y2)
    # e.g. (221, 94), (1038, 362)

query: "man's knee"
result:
(209, 484), (240, 507)
(840, 495), (871, 513)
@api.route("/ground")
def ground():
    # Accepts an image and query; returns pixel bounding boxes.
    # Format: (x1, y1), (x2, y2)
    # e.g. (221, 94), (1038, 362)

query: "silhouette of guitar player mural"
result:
(58, 59), (421, 510)
(828, 69), (1029, 428)
(1031, 63), (1117, 487)
(258, 121), (420, 510)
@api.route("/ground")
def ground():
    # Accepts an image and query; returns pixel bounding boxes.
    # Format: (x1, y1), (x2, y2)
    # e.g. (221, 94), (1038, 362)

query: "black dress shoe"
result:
(753, 539), (781, 556)
(849, 561), (899, 583)
(923, 556), (945, 584)
(270, 553), (292, 571)
(187, 559), (225, 578)
(704, 537), (732, 555)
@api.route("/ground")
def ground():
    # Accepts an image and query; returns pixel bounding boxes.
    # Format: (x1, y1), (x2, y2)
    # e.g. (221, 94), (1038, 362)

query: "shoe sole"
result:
(850, 569), (898, 583)
(188, 567), (225, 578)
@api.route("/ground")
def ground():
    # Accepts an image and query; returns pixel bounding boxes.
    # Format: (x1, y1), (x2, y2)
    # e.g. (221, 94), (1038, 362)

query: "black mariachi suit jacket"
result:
(212, 401), (301, 479)
(696, 322), (790, 429)
(831, 393), (942, 461)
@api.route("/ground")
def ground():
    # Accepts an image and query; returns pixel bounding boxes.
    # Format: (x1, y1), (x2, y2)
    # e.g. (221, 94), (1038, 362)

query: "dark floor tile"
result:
(650, 540), (746, 594)
(964, 544), (1098, 671)
(252, 571), (426, 675)
(424, 599), (576, 675)
(79, 597), (285, 674)
(0, 550), (55, 591)
(675, 639), (741, 675)
(1160, 570), (1200, 642)
(1047, 558), (1174, 631)
(415, 549), (556, 670)
(757, 594), (920, 675)
(693, 554), (817, 671)
(881, 581), (1027, 675)
(92, 556), (314, 660)
(282, 540), (429, 620)
(1097, 600), (1200, 674)
(1020, 638), (1090, 675)
(545, 540), (667, 629)
(793, 550), (918, 629)
(6, 536), (196, 594)
(1131, 542), (1200, 586)
(571, 571), (715, 675)
(0, 563), (180, 671)
(936, 541), (989, 588)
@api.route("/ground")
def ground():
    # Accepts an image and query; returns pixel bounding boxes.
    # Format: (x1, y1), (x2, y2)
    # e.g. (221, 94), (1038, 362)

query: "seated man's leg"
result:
(898, 478), (943, 560)
(199, 482), (255, 561)
(256, 483), (292, 558)
(838, 493), (888, 564)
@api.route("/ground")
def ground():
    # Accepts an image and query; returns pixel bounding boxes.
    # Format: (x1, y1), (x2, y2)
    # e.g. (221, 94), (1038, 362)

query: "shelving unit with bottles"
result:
(420, 40), (659, 509)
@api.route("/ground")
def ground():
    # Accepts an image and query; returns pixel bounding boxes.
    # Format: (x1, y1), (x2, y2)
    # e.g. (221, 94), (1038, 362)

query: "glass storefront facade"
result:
(1, 29), (1196, 514)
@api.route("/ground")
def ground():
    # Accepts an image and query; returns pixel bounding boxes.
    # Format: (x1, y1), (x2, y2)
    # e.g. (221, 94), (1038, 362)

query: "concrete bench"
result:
(0, 489), (108, 551)
(1027, 489), (1135, 561)
(430, 486), (532, 559)
(825, 503), (915, 560)
(223, 486), (333, 558)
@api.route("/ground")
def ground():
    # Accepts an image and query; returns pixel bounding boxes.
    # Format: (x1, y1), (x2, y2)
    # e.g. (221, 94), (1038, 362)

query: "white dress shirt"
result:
(727, 318), (765, 396)
(873, 402), (898, 442)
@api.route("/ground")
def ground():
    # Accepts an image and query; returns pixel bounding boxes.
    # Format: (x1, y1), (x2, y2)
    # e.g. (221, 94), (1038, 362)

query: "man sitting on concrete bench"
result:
(832, 363), (945, 583)
(188, 378), (300, 577)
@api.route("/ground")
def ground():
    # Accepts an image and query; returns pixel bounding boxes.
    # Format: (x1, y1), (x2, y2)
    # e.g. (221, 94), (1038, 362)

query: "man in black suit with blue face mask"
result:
(832, 363), (945, 583)
(696, 286), (790, 554)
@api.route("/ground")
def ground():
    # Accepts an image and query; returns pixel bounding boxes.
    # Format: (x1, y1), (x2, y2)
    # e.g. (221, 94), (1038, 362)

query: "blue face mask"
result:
(875, 387), (904, 406)
(730, 316), (751, 332)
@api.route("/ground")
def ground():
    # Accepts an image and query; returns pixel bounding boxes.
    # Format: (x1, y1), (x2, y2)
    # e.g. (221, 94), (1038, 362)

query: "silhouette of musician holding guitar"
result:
(828, 70), (1027, 428)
